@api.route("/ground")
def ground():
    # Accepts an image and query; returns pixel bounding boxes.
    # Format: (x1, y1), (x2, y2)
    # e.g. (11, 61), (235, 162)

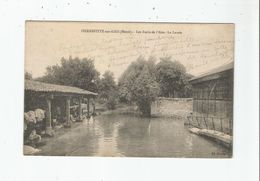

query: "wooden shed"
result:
(24, 80), (97, 134)
(189, 62), (234, 135)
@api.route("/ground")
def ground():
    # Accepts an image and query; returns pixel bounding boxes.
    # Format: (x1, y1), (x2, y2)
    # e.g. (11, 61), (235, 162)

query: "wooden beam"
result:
(45, 93), (54, 99)
(50, 92), (96, 98)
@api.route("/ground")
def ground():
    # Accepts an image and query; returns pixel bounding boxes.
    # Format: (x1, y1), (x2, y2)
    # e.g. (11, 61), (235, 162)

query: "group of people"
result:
(24, 109), (45, 147)
(24, 105), (96, 147)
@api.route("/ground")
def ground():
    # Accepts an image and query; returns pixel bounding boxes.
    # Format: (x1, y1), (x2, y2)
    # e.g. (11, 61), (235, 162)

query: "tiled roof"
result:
(25, 80), (97, 96)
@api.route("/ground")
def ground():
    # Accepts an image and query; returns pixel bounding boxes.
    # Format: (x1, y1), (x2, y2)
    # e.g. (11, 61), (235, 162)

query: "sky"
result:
(25, 22), (234, 80)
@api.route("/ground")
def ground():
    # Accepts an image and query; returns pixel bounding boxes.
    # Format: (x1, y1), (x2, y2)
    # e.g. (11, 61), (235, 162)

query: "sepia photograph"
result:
(24, 21), (234, 158)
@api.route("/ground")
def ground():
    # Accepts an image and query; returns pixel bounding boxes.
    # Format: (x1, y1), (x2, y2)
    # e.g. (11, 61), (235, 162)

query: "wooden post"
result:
(78, 97), (82, 121)
(65, 97), (71, 127)
(45, 96), (54, 136)
(229, 118), (233, 136)
(212, 117), (215, 131)
(220, 118), (223, 132)
(87, 97), (90, 118)
(46, 98), (52, 128)
(203, 117), (208, 129)
(196, 117), (200, 128)
(93, 98), (96, 115)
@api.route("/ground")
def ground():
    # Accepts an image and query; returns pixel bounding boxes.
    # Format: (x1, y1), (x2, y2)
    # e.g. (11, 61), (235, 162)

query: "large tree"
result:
(98, 71), (118, 110)
(118, 56), (160, 116)
(98, 71), (117, 99)
(155, 56), (192, 98)
(36, 56), (100, 92)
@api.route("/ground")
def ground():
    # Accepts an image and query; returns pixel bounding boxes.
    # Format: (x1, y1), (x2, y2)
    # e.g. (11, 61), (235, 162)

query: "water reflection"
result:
(39, 111), (231, 157)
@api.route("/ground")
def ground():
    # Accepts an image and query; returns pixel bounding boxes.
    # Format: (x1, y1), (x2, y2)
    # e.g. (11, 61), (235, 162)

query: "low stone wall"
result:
(151, 97), (193, 117)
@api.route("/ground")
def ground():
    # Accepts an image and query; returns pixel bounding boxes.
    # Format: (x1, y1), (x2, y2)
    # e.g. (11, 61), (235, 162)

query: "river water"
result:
(39, 108), (232, 158)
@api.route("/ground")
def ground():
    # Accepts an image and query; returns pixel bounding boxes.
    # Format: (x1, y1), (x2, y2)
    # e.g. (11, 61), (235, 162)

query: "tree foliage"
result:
(36, 56), (100, 92)
(155, 56), (192, 98)
(98, 71), (118, 110)
(98, 71), (117, 99)
(35, 54), (192, 113)
(118, 56), (160, 116)
(25, 71), (33, 80)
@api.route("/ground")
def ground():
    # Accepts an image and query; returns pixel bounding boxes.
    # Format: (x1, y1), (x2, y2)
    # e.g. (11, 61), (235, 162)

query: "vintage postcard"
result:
(24, 21), (234, 157)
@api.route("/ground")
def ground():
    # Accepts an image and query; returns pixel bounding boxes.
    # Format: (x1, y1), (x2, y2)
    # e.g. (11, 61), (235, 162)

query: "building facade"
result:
(24, 80), (97, 135)
(189, 62), (234, 135)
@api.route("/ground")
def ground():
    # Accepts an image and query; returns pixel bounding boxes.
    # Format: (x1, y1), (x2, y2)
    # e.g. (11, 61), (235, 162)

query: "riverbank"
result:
(189, 127), (232, 149)
(95, 102), (137, 115)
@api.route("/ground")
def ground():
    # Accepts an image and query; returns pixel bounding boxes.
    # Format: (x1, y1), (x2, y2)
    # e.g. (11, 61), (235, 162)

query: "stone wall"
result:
(151, 97), (193, 117)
